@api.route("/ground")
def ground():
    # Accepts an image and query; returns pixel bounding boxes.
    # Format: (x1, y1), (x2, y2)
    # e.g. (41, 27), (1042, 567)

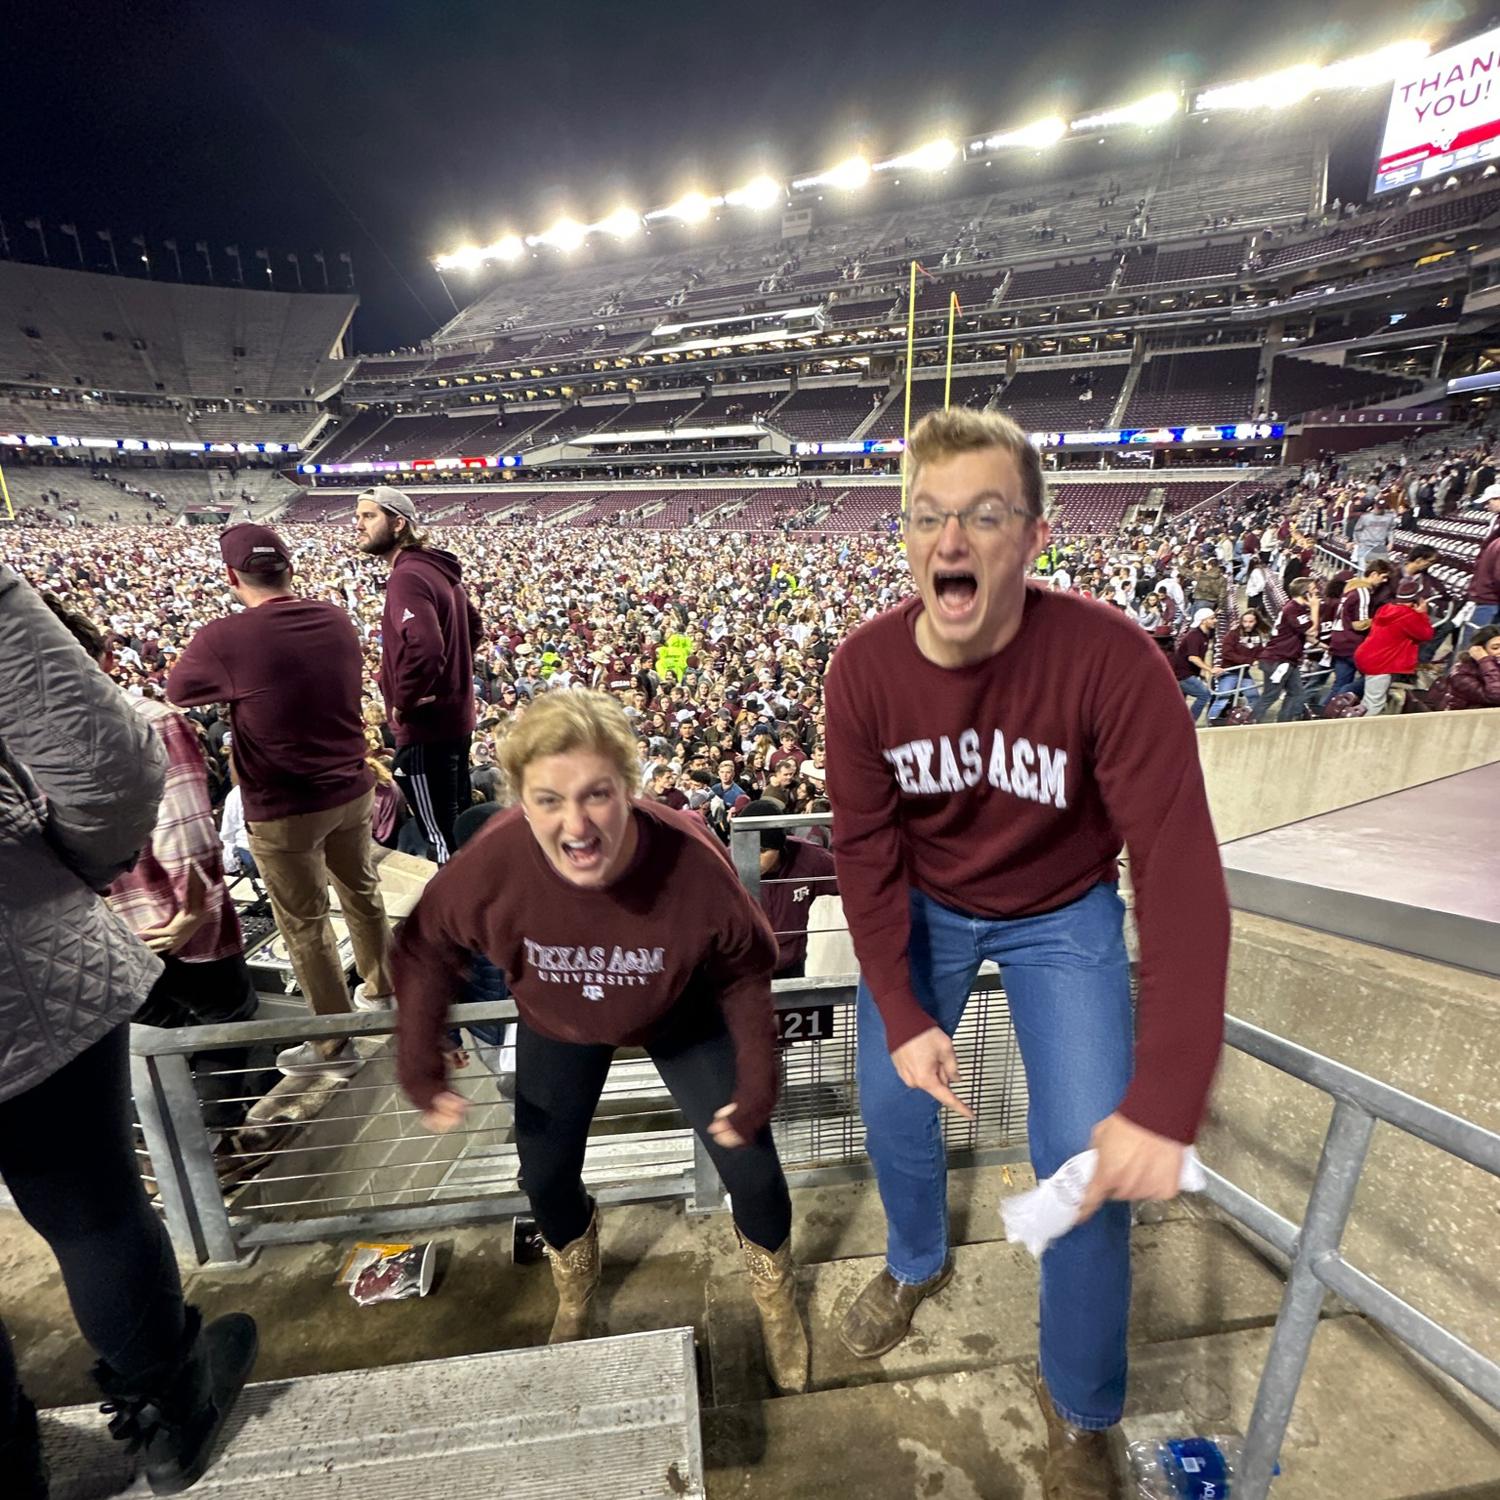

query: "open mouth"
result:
(561, 835), (604, 872)
(932, 569), (979, 621)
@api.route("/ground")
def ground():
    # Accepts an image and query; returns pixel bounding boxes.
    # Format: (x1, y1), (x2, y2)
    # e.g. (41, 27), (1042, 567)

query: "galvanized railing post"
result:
(688, 1131), (726, 1216)
(154, 1051), (242, 1267)
(130, 1043), (205, 1264)
(1235, 1098), (1376, 1499)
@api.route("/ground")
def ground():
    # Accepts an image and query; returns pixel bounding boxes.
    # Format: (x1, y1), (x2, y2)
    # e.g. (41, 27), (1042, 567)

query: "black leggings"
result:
(0, 1025), (186, 1437)
(515, 1010), (791, 1252)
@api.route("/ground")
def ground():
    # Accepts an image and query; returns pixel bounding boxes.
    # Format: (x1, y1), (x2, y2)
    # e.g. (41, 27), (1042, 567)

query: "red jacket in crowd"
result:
(1354, 602), (1433, 676)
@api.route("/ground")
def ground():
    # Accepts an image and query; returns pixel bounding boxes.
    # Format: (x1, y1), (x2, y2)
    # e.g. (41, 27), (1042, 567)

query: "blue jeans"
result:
(856, 882), (1133, 1428)
(1180, 676), (1212, 723)
(1460, 602), (1498, 649)
(1320, 656), (1362, 706)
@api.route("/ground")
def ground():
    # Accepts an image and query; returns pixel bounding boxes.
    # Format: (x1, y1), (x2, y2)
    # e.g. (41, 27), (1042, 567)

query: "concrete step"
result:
(705, 1216), (1291, 1407)
(41, 1329), (705, 1499)
(704, 1318), (1500, 1500)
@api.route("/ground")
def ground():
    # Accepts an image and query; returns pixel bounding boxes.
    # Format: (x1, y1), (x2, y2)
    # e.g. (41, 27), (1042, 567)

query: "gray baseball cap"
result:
(358, 485), (418, 522)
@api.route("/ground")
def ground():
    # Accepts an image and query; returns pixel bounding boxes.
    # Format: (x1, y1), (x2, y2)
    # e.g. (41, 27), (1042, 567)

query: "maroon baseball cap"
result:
(220, 524), (292, 574)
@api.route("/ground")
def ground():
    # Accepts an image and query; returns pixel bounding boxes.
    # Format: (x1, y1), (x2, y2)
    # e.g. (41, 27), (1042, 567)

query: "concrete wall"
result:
(1201, 911), (1500, 1434)
(1196, 707), (1500, 843)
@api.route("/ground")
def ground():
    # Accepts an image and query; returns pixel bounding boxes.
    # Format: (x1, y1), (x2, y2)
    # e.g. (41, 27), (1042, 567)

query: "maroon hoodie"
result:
(379, 546), (483, 747)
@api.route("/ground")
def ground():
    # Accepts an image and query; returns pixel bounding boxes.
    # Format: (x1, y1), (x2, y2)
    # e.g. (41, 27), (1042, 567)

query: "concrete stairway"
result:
(25, 1166), (1500, 1497)
(39, 1330), (705, 1498)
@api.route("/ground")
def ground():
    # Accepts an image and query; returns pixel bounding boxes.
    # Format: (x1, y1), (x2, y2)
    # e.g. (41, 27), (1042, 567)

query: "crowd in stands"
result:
(6, 418), (1497, 879)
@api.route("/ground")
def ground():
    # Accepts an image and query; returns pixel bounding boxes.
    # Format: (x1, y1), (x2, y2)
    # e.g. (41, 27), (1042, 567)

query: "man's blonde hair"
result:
(904, 406), (1047, 519)
(497, 689), (642, 798)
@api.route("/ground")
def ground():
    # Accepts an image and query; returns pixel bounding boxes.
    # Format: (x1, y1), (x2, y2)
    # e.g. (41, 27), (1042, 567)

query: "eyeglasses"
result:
(906, 502), (1034, 537)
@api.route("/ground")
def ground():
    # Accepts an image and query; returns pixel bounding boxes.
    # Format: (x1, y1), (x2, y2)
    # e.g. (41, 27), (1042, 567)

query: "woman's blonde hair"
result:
(904, 405), (1046, 519)
(497, 689), (642, 799)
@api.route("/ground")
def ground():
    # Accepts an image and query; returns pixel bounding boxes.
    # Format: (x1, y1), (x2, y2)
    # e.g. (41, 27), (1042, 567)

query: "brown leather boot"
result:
(837, 1258), (954, 1359)
(543, 1205), (599, 1344)
(1035, 1365), (1118, 1499)
(737, 1230), (810, 1394)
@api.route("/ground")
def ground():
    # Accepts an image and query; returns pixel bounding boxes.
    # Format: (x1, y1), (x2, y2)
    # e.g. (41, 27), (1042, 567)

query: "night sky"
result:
(1, 0), (1473, 350)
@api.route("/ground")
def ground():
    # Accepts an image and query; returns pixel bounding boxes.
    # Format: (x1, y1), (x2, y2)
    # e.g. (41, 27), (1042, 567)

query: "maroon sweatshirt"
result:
(1326, 587), (1372, 659)
(1258, 598), (1316, 665)
(1469, 536), (1500, 606)
(167, 596), (372, 823)
(393, 800), (780, 1133)
(759, 838), (839, 973)
(824, 587), (1229, 1144)
(379, 546), (483, 747)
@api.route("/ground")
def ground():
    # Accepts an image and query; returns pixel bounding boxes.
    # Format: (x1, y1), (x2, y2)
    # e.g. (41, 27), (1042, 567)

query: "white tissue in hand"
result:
(999, 1147), (1206, 1258)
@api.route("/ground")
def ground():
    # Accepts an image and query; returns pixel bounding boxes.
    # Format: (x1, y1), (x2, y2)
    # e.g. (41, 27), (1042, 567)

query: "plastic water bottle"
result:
(1126, 1431), (1249, 1498)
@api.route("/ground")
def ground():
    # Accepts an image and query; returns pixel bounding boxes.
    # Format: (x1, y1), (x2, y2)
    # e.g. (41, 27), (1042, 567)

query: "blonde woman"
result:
(393, 690), (808, 1391)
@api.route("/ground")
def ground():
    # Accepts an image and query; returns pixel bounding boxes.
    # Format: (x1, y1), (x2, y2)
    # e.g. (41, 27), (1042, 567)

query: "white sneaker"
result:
(353, 984), (394, 1012)
(276, 1040), (360, 1078)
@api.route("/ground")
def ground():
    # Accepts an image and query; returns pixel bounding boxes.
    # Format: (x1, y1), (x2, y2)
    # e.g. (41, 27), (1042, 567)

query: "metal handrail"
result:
(1203, 1015), (1500, 1498)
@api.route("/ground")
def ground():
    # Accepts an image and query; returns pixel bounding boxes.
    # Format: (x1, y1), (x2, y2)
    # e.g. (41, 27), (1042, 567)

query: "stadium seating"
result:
(770, 385), (884, 441)
(0, 262), (356, 399)
(1001, 260), (1116, 303)
(996, 365), (1129, 430)
(1118, 239), (1247, 288)
(1123, 348), (1262, 426)
(814, 486), (901, 532)
(1267, 356), (1422, 418)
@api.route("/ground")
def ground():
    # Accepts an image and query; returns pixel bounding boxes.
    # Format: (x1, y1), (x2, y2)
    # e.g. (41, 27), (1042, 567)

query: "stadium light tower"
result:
(875, 139), (959, 173)
(972, 117), (1068, 153)
(645, 191), (724, 224)
(529, 217), (588, 252)
(1193, 38), (1429, 111)
(793, 155), (872, 192)
(725, 175), (784, 210)
(593, 207), (642, 239)
(1070, 91), (1181, 132)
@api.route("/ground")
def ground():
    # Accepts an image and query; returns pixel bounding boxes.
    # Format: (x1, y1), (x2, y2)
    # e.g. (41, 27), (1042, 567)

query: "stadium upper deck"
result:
(0, 262), (357, 450)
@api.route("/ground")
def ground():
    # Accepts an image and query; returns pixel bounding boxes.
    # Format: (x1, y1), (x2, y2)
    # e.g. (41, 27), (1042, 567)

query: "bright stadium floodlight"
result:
(645, 191), (724, 224)
(1193, 39), (1430, 112)
(529, 217), (588, 252)
(434, 245), (486, 272)
(593, 207), (642, 239)
(875, 138), (960, 173)
(1070, 91), (1181, 132)
(979, 117), (1068, 151)
(792, 155), (872, 191)
(490, 233), (526, 262)
(725, 175), (784, 210)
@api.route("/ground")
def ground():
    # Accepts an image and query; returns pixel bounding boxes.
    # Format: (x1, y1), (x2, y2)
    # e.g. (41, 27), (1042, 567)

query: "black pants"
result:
(135, 953), (277, 1133)
(392, 735), (471, 865)
(514, 1009), (791, 1252)
(0, 1025), (186, 1440)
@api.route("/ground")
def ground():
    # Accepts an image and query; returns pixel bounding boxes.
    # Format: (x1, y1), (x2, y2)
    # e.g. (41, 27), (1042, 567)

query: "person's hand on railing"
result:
(1077, 1111), (1184, 1222)
(890, 1027), (976, 1120)
(419, 1090), (469, 1134)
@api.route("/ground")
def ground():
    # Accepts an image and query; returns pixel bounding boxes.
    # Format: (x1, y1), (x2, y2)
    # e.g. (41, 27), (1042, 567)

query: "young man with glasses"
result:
(824, 407), (1229, 1499)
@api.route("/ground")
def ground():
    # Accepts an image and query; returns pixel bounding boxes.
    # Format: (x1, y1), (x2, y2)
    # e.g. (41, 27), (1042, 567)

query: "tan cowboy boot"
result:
(736, 1230), (810, 1393)
(1035, 1364), (1118, 1499)
(543, 1205), (600, 1344)
(838, 1258), (954, 1359)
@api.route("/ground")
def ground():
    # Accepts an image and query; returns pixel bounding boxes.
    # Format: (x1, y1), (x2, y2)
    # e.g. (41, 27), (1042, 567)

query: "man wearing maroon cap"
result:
(167, 524), (395, 1076)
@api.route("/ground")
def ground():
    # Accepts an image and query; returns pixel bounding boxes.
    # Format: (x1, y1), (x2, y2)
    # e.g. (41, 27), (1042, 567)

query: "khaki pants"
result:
(247, 788), (393, 1017)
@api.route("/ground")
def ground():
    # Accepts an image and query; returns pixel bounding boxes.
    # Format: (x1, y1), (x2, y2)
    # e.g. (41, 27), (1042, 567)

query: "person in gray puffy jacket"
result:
(0, 565), (256, 1496)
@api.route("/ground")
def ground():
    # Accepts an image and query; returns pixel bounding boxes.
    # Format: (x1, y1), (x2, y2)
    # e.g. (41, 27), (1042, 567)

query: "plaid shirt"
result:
(106, 699), (241, 963)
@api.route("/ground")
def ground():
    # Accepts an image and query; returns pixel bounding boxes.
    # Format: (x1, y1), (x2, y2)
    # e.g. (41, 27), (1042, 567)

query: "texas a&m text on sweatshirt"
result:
(393, 800), (780, 1132)
(824, 585), (1230, 1144)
